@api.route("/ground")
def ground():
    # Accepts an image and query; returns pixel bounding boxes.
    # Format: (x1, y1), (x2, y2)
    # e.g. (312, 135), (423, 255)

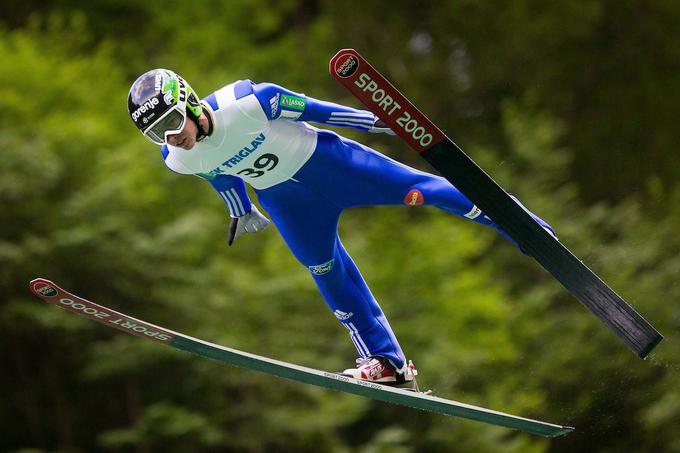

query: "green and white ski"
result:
(29, 278), (573, 438)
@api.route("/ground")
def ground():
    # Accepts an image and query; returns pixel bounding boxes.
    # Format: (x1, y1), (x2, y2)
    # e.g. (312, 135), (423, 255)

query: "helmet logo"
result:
(163, 90), (173, 106)
(160, 74), (181, 107)
(177, 78), (187, 102)
(131, 97), (160, 121)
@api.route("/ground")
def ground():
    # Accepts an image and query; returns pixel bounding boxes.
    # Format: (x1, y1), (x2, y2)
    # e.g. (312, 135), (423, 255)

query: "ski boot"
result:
(342, 356), (427, 392)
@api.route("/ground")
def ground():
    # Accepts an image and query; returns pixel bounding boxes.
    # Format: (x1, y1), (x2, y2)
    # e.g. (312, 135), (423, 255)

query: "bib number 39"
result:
(237, 153), (279, 178)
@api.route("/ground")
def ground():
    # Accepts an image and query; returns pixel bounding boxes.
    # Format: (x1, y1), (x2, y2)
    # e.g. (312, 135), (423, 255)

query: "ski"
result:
(29, 278), (573, 438)
(329, 49), (662, 359)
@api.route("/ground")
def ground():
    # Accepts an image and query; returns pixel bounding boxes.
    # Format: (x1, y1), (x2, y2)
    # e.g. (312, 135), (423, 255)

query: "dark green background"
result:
(2, 1), (679, 451)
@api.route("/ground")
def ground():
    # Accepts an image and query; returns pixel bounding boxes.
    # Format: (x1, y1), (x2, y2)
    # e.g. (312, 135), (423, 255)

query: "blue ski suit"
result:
(160, 80), (553, 371)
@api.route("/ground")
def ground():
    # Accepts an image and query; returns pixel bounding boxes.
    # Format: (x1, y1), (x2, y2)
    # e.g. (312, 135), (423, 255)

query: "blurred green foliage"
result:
(1, 1), (679, 451)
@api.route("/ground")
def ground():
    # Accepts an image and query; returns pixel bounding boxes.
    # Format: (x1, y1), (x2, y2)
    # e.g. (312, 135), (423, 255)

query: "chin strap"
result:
(189, 107), (213, 142)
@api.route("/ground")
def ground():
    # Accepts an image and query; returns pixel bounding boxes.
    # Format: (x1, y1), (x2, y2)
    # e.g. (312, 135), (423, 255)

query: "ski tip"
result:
(29, 278), (59, 298)
(551, 425), (576, 437)
(329, 49), (360, 76)
(332, 48), (358, 58)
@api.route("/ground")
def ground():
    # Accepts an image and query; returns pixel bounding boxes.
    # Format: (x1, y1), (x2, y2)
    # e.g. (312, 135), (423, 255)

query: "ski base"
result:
(29, 278), (573, 438)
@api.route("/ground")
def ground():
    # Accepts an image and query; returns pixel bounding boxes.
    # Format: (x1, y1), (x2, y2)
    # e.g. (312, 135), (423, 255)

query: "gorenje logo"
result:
(33, 282), (58, 297)
(132, 97), (160, 121)
(334, 54), (359, 78)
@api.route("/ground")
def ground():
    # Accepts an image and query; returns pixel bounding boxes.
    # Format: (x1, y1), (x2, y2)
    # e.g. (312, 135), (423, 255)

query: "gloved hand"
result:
(228, 205), (271, 246)
(367, 116), (396, 135)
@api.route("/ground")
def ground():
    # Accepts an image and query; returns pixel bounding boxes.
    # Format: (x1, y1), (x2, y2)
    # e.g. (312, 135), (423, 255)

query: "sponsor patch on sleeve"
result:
(280, 94), (306, 111)
(309, 259), (335, 275)
(277, 94), (306, 120)
(269, 93), (280, 118)
(403, 189), (424, 206)
(464, 205), (482, 219)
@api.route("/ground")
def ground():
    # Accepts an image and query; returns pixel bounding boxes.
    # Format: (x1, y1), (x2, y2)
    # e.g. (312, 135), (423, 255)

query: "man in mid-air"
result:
(127, 69), (555, 386)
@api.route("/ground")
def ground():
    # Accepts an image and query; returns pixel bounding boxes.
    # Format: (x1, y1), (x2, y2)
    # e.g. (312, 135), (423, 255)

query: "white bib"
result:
(163, 81), (318, 189)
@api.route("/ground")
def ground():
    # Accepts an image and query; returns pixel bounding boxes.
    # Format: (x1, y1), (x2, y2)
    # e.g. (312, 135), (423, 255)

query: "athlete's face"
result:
(166, 116), (198, 150)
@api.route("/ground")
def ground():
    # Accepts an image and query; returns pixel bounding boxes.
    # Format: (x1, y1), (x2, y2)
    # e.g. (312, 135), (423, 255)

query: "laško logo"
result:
(334, 54), (359, 78)
(280, 94), (305, 111)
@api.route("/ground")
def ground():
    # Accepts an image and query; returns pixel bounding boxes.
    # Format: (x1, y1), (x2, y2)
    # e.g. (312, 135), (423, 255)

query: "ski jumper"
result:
(161, 80), (540, 371)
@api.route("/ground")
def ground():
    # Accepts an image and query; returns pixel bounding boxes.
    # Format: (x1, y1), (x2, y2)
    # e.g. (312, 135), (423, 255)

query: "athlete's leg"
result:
(306, 135), (555, 250)
(303, 135), (487, 217)
(333, 239), (405, 369)
(256, 180), (406, 369)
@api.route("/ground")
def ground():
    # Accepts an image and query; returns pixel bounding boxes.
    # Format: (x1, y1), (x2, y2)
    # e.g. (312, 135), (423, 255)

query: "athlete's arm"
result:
(161, 145), (268, 244)
(198, 173), (253, 218)
(161, 144), (251, 217)
(248, 81), (393, 134)
(197, 173), (270, 245)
